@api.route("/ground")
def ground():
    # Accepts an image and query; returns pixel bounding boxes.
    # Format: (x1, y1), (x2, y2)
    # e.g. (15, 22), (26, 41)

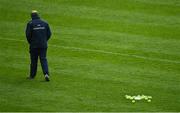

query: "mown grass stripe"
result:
(0, 0), (179, 26)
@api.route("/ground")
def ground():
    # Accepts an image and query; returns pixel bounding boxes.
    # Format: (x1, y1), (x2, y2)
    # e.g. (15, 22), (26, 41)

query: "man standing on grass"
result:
(26, 10), (51, 81)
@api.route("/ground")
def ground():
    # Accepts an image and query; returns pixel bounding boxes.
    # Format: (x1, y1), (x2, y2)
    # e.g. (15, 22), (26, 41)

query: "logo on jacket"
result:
(33, 27), (45, 30)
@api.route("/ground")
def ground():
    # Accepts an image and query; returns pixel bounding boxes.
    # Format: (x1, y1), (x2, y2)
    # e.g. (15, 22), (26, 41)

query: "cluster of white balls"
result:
(125, 95), (152, 103)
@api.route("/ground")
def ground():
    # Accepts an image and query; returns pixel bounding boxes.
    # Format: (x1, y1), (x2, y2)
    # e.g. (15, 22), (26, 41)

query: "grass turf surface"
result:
(0, 0), (180, 112)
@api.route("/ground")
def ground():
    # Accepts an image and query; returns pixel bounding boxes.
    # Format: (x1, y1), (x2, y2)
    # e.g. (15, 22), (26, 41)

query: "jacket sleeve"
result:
(25, 22), (32, 44)
(46, 23), (51, 41)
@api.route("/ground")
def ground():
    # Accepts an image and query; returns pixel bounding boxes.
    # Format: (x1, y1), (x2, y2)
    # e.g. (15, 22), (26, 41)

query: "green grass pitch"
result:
(0, 0), (180, 111)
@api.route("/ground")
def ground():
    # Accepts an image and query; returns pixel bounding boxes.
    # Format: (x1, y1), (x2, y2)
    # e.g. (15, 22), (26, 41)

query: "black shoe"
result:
(27, 76), (34, 80)
(45, 74), (50, 81)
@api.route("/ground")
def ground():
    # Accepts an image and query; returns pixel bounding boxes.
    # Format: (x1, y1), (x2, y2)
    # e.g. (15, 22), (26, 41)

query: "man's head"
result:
(31, 10), (40, 20)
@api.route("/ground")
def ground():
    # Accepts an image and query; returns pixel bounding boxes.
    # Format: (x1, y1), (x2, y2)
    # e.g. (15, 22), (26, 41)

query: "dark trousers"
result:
(30, 48), (49, 78)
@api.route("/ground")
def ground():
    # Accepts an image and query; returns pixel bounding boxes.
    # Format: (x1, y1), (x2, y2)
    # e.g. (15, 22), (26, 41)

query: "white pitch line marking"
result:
(0, 37), (180, 64)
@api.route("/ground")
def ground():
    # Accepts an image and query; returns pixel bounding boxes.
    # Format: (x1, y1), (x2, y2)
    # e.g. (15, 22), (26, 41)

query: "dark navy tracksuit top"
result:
(26, 17), (51, 49)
